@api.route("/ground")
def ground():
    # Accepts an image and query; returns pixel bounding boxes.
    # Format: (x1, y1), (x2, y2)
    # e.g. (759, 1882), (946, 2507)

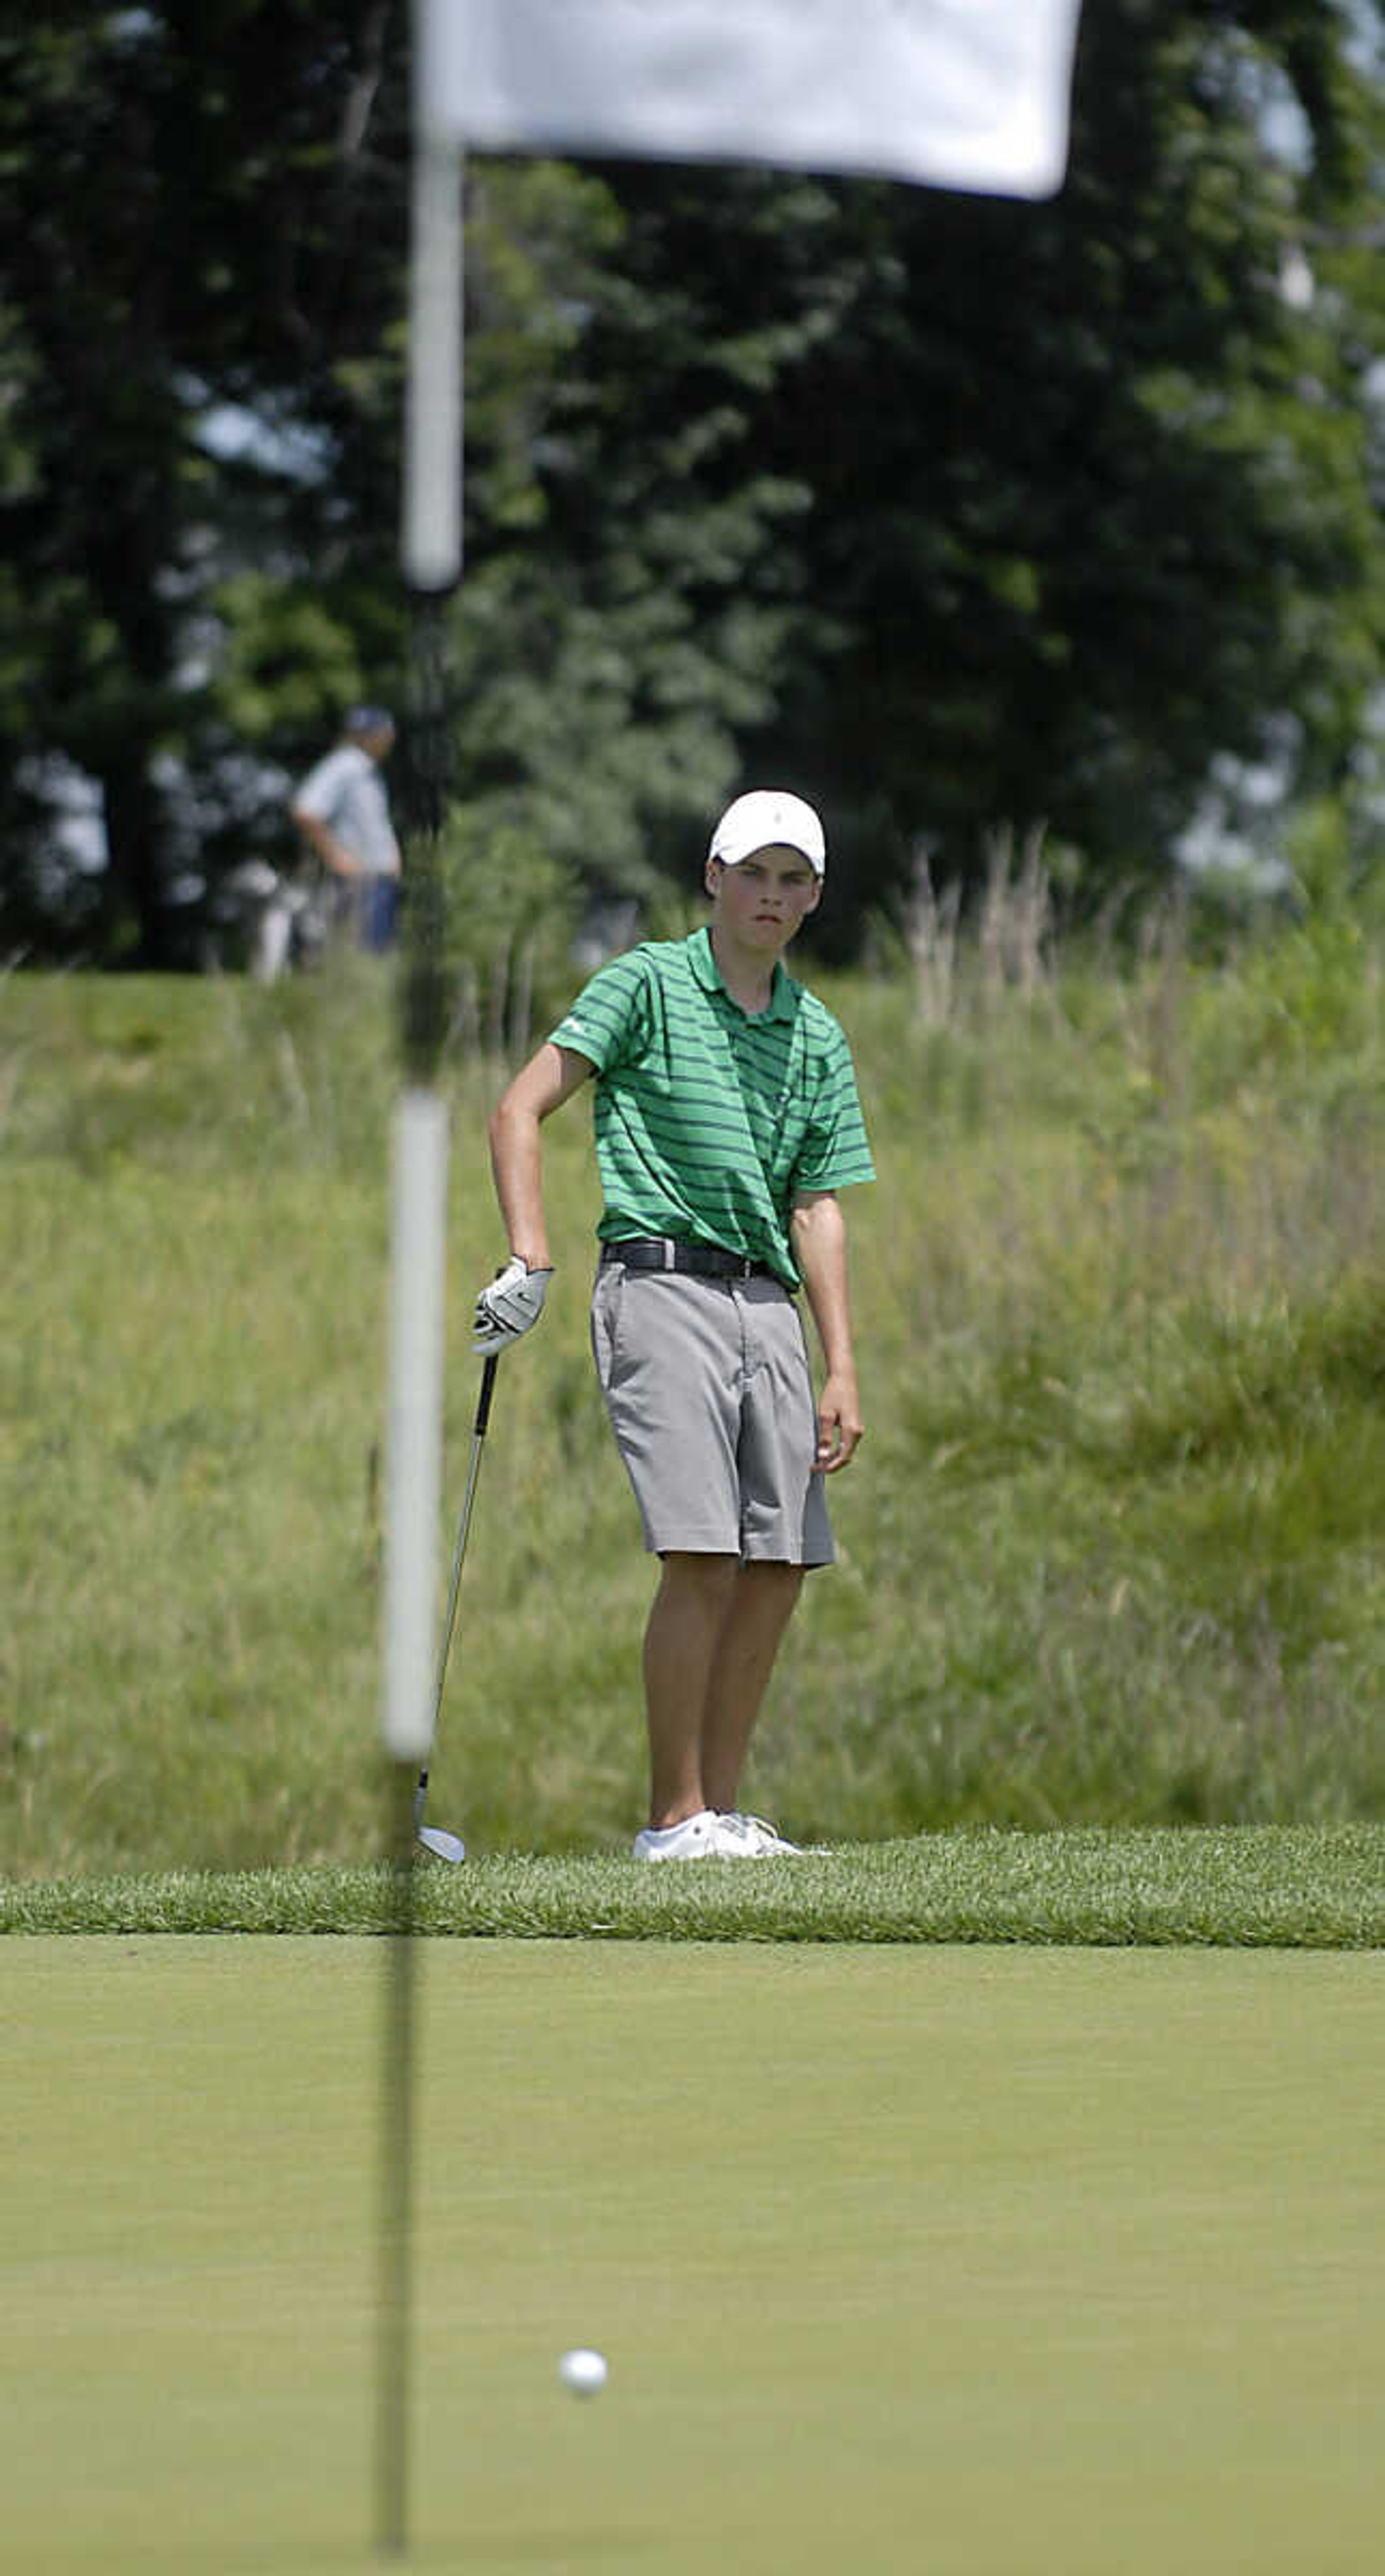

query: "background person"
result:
(289, 704), (401, 952)
(474, 789), (875, 1861)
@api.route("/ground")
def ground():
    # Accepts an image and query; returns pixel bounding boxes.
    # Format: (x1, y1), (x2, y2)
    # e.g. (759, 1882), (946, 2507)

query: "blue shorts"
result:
(361, 876), (400, 952)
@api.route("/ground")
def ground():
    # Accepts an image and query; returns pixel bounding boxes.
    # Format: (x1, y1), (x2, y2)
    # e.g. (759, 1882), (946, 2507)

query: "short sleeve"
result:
(549, 951), (654, 1073)
(791, 1024), (875, 1194)
(291, 746), (355, 821)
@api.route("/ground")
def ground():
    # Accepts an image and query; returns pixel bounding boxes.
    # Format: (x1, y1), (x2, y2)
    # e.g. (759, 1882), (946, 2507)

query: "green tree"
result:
(437, 162), (825, 909)
(4, 2), (1384, 963)
(0, 1), (413, 963)
(579, 3), (1385, 928)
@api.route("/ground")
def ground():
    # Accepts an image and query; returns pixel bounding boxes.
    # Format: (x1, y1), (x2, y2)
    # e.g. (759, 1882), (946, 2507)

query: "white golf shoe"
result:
(714, 1811), (806, 1856)
(632, 1809), (739, 1861)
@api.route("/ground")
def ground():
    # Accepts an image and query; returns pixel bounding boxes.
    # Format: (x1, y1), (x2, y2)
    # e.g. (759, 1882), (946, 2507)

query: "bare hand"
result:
(814, 1371), (863, 1473)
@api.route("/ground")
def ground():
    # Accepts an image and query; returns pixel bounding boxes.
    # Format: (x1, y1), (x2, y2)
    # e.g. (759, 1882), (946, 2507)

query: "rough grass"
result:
(4, 905), (1385, 1885)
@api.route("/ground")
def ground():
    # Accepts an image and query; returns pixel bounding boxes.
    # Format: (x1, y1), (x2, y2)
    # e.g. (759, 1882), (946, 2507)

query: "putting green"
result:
(5, 1940), (1380, 2574)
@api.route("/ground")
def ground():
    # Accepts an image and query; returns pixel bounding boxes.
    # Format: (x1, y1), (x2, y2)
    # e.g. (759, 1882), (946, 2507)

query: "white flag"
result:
(419, 0), (1083, 199)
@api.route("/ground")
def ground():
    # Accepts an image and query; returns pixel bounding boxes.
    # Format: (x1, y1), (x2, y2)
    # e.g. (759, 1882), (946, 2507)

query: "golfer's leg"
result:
(643, 1552), (740, 1826)
(700, 1562), (805, 1815)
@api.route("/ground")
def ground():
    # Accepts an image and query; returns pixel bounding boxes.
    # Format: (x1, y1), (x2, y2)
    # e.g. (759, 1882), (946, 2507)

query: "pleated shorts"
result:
(589, 1262), (834, 1566)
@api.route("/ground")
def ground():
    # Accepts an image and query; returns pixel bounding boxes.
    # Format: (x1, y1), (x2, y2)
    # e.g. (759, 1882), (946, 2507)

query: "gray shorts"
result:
(590, 1262), (834, 1566)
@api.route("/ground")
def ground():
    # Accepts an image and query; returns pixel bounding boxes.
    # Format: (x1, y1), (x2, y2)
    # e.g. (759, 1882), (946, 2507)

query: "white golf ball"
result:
(558, 2347), (608, 2398)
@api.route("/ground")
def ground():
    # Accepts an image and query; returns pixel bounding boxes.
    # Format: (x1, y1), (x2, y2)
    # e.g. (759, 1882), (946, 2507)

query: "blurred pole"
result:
(378, 28), (465, 2551)
(376, 1076), (448, 2562)
(376, 1784), (418, 2562)
(404, 131), (465, 591)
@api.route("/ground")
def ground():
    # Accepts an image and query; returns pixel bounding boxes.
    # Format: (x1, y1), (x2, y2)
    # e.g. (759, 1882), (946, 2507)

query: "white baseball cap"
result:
(709, 790), (826, 876)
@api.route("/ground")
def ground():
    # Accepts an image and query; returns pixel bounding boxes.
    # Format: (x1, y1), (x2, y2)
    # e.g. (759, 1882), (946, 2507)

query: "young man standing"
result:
(475, 790), (874, 1859)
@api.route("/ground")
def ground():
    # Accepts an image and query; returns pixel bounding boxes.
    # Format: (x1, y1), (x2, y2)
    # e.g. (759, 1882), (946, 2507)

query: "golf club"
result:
(414, 1352), (498, 1862)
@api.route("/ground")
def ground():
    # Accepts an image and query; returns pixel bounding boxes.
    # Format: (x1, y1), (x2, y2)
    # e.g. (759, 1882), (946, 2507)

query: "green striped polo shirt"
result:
(548, 927), (874, 1287)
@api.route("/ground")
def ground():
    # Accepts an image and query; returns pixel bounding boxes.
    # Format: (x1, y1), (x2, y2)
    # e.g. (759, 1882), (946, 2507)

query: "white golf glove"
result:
(472, 1258), (553, 1356)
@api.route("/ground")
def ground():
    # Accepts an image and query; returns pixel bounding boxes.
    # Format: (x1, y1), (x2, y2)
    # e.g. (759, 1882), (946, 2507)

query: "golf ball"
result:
(558, 2347), (608, 2398)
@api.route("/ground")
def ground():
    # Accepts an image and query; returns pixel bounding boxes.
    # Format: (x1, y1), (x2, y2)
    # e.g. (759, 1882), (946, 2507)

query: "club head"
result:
(417, 1824), (466, 1865)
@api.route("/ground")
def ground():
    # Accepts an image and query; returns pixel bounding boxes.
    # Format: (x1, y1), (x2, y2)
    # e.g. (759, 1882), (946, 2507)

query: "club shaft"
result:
(416, 1355), (498, 1814)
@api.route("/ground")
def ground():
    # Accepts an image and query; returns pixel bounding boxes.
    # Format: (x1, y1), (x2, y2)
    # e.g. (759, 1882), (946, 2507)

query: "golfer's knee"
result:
(659, 1550), (740, 1606)
(742, 1560), (805, 1601)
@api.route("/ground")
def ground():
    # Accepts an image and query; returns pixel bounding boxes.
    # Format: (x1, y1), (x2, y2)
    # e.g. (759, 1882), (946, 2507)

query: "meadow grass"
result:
(4, 902), (1385, 1885)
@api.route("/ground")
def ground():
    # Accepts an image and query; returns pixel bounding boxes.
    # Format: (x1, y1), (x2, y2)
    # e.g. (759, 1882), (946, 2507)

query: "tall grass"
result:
(4, 896), (1384, 1880)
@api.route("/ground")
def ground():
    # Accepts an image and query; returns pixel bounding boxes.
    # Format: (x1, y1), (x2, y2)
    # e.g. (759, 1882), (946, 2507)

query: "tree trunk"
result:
(101, 751), (175, 968)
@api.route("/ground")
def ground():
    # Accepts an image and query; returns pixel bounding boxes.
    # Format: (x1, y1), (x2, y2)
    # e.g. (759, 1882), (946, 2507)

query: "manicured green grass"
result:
(4, 1827), (1382, 1946)
(6, 1936), (1382, 2573)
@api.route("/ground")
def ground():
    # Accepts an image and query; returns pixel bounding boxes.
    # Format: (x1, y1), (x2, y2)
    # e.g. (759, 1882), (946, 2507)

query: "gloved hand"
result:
(472, 1257), (553, 1356)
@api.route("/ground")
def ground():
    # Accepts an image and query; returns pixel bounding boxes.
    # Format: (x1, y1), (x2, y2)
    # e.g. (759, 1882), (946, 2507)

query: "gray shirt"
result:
(292, 745), (401, 877)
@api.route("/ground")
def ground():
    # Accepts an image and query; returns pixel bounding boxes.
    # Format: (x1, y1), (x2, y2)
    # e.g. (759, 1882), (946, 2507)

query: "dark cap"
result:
(343, 703), (394, 738)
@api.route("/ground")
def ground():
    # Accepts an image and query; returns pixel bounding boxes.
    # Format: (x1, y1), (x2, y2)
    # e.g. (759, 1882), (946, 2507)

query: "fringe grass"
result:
(4, 1827), (1381, 1948)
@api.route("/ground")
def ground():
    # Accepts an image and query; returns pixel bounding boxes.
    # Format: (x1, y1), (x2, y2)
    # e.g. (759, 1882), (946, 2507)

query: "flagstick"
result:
(404, 130), (465, 591)
(377, 68), (465, 2556)
(375, 1794), (417, 2563)
(377, 1083), (449, 2562)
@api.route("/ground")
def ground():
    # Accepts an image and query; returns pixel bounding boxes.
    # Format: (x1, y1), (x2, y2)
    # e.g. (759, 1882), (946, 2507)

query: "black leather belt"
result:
(601, 1236), (778, 1283)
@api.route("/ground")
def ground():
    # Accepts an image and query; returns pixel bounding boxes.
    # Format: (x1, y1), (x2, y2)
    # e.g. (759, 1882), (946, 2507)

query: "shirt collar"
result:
(689, 925), (796, 1022)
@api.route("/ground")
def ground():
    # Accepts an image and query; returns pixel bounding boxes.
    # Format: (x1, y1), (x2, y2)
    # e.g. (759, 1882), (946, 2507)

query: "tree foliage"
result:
(0, 0), (412, 961)
(576, 4), (1385, 927)
(1, 1), (1383, 963)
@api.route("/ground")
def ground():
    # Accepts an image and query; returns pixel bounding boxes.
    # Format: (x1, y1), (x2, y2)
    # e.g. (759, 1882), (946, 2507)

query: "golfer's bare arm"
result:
(791, 1190), (863, 1472)
(489, 1042), (594, 1272)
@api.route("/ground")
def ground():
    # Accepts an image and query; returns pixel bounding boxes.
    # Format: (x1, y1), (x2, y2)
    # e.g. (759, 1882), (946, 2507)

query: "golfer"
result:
(475, 790), (874, 1860)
